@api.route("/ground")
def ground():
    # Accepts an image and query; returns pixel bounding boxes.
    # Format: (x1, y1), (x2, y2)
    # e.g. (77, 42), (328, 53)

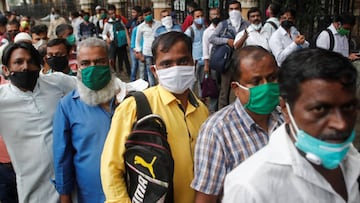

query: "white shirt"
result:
(316, 23), (349, 57)
(223, 124), (360, 203)
(0, 72), (76, 203)
(269, 26), (309, 66)
(262, 17), (280, 37)
(102, 21), (115, 41)
(135, 20), (161, 56)
(71, 17), (84, 42)
(202, 23), (216, 60)
(234, 25), (271, 51)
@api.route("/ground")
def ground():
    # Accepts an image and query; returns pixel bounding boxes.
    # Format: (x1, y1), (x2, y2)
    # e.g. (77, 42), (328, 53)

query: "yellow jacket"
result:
(101, 85), (209, 203)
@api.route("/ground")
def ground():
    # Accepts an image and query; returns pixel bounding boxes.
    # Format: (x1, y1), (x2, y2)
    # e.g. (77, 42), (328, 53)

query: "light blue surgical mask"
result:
(285, 103), (355, 169)
(194, 17), (204, 25)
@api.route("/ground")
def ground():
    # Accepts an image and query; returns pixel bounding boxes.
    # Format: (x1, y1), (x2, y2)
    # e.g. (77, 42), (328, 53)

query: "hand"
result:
(294, 34), (305, 45)
(227, 39), (234, 48)
(349, 53), (360, 61)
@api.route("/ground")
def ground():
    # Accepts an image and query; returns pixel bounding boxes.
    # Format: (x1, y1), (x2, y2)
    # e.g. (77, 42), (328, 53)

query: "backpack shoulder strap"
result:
(130, 91), (152, 119)
(266, 21), (278, 30)
(325, 28), (334, 51)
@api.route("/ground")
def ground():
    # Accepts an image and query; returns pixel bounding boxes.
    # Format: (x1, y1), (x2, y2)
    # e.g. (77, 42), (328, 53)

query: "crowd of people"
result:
(0, 0), (360, 203)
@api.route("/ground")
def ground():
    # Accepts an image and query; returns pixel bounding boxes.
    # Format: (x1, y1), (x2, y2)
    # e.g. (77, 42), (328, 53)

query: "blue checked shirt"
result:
(191, 98), (283, 195)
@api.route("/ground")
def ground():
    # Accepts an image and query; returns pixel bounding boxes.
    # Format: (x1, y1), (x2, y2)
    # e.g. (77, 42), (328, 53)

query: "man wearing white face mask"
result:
(234, 7), (270, 51)
(30, 24), (48, 50)
(101, 31), (209, 203)
(155, 9), (181, 37)
(209, 0), (249, 109)
(223, 48), (360, 203)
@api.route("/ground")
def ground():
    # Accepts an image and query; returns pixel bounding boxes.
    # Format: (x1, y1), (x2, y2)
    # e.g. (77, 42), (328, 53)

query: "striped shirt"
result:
(191, 98), (283, 195)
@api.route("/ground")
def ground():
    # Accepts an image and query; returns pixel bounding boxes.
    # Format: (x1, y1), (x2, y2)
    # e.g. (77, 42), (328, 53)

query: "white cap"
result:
(14, 32), (32, 43)
(95, 5), (101, 10)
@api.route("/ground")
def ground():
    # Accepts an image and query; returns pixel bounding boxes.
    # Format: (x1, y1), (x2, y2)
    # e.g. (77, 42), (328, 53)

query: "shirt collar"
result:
(234, 98), (283, 132)
(157, 85), (199, 108)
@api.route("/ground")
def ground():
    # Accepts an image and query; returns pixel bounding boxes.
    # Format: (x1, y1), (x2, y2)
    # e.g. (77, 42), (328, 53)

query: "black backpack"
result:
(310, 28), (334, 51)
(124, 91), (174, 203)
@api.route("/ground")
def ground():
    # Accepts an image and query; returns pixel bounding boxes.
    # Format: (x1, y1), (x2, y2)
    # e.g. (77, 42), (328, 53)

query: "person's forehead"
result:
(10, 48), (31, 60)
(229, 3), (240, 9)
(78, 46), (107, 58)
(249, 11), (261, 16)
(47, 44), (67, 53)
(239, 55), (277, 76)
(193, 10), (203, 16)
(296, 79), (356, 105)
(155, 41), (190, 62)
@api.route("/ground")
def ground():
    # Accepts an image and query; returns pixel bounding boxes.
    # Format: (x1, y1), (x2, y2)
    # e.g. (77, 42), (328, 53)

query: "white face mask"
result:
(155, 65), (195, 94)
(161, 16), (173, 29)
(33, 39), (47, 50)
(229, 10), (242, 26)
(251, 23), (262, 31)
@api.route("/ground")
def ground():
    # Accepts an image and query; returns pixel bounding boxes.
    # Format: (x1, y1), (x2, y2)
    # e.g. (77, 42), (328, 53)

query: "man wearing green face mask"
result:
(192, 46), (283, 203)
(223, 48), (360, 203)
(79, 12), (96, 41)
(52, 37), (138, 203)
(316, 13), (359, 61)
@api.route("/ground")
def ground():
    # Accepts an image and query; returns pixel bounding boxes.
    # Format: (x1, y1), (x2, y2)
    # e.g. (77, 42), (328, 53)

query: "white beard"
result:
(77, 73), (119, 106)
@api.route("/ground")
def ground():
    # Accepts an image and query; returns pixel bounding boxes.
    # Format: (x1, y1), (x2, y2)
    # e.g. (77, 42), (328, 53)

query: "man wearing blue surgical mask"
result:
(223, 48), (360, 203)
(192, 46), (283, 203)
(101, 31), (209, 203)
(184, 8), (205, 99)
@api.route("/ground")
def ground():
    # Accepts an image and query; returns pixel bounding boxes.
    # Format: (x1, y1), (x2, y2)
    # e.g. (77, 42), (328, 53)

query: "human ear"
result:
(2, 65), (10, 77)
(280, 97), (290, 123)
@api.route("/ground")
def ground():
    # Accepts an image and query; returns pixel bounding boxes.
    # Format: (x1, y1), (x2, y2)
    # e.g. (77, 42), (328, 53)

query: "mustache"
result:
(317, 131), (352, 141)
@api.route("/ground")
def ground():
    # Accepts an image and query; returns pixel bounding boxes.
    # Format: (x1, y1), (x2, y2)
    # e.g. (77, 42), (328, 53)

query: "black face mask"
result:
(211, 17), (221, 26)
(46, 55), (68, 72)
(281, 20), (294, 30)
(9, 70), (39, 91)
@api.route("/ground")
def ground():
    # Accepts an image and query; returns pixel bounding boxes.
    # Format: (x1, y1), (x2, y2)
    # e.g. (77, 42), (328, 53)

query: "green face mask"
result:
(66, 34), (76, 46)
(83, 15), (90, 22)
(81, 65), (111, 90)
(145, 14), (153, 22)
(237, 82), (280, 114)
(337, 27), (350, 36)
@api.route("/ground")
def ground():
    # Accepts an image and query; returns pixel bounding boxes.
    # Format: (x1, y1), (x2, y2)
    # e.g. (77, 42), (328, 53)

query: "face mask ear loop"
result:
(235, 82), (249, 91)
(285, 102), (299, 141)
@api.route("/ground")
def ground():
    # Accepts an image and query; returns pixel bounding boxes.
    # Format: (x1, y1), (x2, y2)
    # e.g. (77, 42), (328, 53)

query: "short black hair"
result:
(7, 19), (20, 28)
(230, 45), (277, 82)
(269, 2), (281, 17)
(187, 2), (199, 9)
(107, 4), (116, 11)
(30, 24), (48, 35)
(247, 7), (261, 19)
(191, 8), (203, 16)
(280, 7), (296, 18)
(279, 48), (357, 107)
(47, 38), (72, 54)
(2, 41), (41, 68)
(335, 12), (356, 26)
(151, 31), (192, 63)
(55, 23), (73, 37)
(132, 6), (142, 14)
(0, 14), (7, 26)
(143, 7), (152, 14)
(227, 0), (241, 10)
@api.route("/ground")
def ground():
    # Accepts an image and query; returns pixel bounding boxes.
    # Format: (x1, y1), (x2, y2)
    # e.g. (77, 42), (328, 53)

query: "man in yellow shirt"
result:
(101, 31), (209, 203)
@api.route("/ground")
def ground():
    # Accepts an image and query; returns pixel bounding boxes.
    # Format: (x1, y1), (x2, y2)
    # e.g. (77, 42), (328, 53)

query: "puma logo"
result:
(134, 155), (157, 178)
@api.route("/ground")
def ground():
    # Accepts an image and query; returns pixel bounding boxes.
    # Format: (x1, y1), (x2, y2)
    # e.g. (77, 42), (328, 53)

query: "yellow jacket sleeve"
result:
(101, 97), (137, 203)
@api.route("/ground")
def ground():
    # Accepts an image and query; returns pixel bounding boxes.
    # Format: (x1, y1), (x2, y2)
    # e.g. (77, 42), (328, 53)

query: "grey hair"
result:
(76, 37), (108, 55)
